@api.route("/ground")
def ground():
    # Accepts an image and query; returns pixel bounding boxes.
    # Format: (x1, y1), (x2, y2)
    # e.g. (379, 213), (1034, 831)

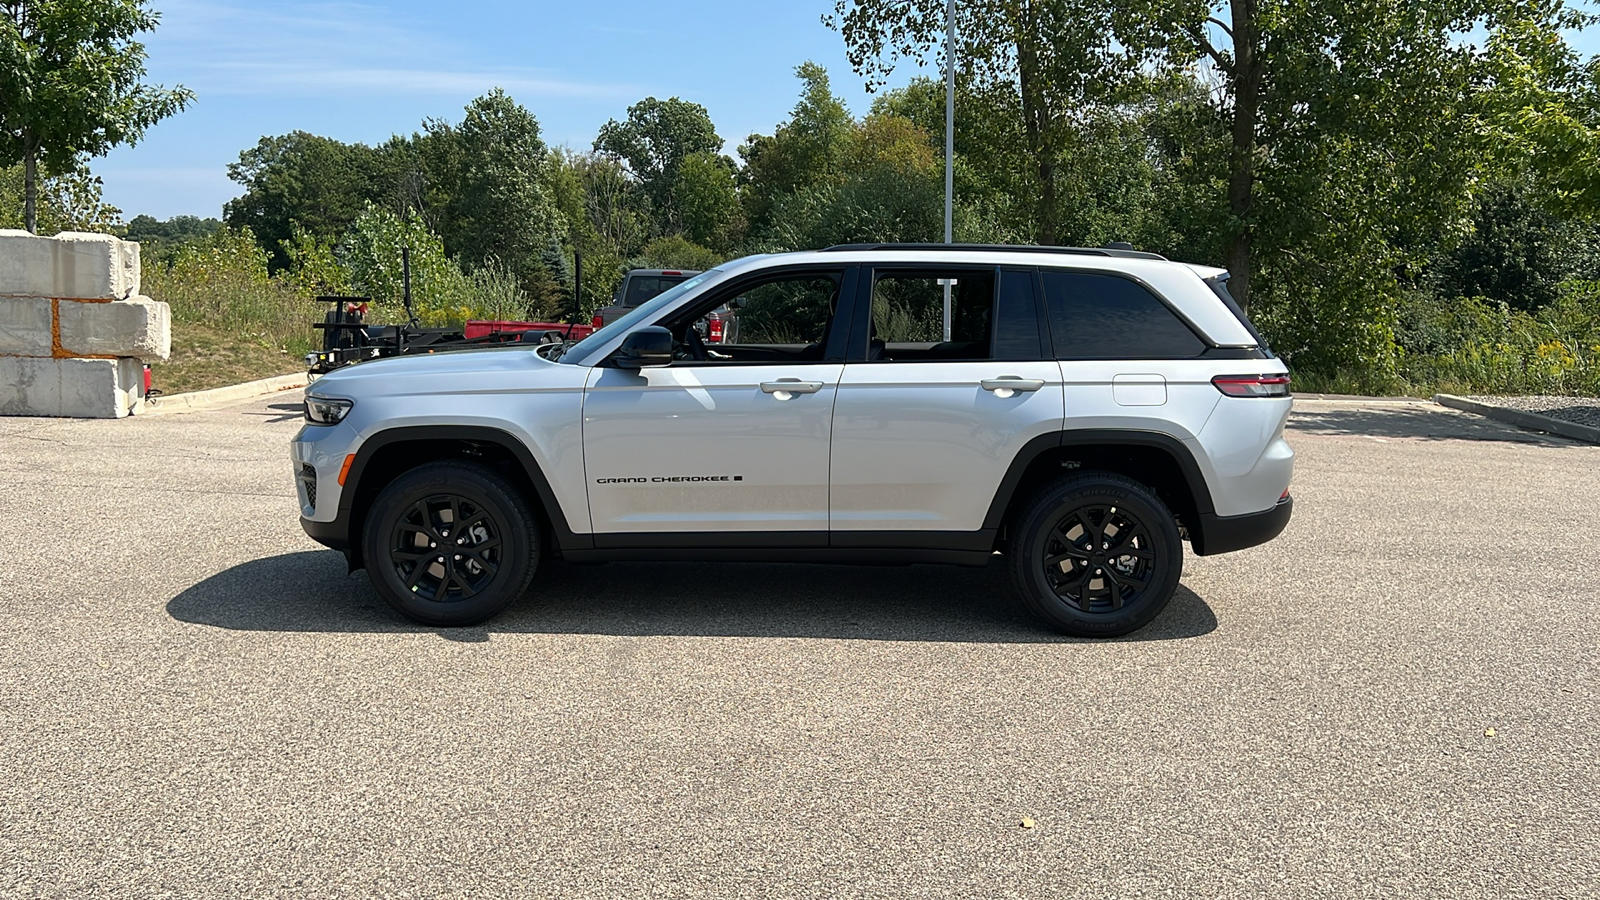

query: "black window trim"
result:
(646, 263), (858, 366)
(846, 262), (1008, 363)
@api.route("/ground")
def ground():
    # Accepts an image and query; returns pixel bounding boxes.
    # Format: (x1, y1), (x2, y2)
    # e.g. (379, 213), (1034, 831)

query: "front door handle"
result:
(761, 378), (825, 397)
(981, 377), (1046, 397)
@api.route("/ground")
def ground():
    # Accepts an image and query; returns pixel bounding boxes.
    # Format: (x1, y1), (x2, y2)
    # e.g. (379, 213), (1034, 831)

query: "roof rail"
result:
(818, 242), (1168, 261)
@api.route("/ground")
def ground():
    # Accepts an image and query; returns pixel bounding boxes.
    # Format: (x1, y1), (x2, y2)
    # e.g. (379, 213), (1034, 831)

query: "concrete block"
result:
(0, 356), (143, 418)
(0, 297), (53, 356)
(0, 230), (140, 299)
(57, 296), (171, 361)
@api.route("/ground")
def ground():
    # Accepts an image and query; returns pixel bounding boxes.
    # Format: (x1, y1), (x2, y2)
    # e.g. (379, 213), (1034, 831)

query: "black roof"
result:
(819, 242), (1168, 261)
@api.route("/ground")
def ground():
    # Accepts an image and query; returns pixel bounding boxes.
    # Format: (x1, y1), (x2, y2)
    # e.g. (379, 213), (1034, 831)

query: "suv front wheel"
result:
(1009, 473), (1183, 637)
(361, 461), (540, 626)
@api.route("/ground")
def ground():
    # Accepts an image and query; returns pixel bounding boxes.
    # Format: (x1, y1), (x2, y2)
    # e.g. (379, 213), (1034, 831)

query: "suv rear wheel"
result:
(361, 461), (540, 626)
(1009, 472), (1183, 637)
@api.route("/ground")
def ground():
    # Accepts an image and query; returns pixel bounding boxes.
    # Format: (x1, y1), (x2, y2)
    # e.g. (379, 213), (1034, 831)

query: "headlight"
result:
(305, 395), (354, 424)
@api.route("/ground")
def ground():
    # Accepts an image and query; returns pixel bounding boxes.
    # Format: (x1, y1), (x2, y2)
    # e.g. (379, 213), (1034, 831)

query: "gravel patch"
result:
(1467, 395), (1600, 428)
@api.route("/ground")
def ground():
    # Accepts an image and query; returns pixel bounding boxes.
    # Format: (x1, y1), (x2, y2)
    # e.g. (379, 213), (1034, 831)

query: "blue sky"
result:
(96, 0), (929, 220)
(97, 1), (1600, 221)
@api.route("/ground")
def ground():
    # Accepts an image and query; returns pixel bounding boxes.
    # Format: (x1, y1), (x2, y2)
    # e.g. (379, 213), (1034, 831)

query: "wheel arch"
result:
(339, 425), (587, 570)
(985, 430), (1217, 549)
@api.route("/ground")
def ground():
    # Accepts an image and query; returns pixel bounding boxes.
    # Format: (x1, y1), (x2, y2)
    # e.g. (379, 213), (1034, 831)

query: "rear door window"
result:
(1041, 270), (1206, 359)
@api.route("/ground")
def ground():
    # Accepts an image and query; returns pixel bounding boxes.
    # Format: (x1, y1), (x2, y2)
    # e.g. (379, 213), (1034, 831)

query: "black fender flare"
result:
(980, 429), (1217, 531)
(339, 425), (590, 554)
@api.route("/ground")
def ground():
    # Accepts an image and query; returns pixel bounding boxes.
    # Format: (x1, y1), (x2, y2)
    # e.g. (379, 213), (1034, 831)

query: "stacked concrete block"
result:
(0, 230), (170, 418)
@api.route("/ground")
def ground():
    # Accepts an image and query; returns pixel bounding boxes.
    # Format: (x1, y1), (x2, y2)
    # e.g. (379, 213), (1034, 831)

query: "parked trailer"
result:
(306, 296), (594, 375)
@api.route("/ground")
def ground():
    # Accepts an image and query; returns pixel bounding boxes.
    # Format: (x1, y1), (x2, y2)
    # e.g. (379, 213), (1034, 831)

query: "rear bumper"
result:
(1192, 495), (1292, 556)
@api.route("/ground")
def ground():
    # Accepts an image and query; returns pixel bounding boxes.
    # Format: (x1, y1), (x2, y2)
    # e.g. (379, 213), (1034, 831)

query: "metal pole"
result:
(942, 0), (956, 341)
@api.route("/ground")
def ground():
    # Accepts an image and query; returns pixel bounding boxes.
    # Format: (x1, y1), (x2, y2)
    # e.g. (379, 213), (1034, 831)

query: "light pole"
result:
(942, 0), (955, 340)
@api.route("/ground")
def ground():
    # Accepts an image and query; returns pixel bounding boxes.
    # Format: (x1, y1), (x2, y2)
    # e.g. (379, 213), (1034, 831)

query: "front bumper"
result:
(1192, 495), (1293, 556)
(301, 515), (351, 552)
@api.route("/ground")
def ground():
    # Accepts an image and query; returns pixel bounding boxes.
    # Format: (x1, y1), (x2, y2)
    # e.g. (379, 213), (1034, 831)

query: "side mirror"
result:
(611, 326), (673, 368)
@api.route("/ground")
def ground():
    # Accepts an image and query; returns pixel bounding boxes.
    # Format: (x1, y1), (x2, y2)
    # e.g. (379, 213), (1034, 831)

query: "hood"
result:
(307, 343), (571, 400)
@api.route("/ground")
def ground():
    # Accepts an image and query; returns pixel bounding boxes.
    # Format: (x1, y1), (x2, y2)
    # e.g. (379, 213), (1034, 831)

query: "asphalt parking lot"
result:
(2, 395), (1596, 899)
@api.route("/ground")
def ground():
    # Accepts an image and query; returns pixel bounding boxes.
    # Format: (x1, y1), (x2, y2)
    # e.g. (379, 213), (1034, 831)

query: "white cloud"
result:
(148, 0), (634, 100)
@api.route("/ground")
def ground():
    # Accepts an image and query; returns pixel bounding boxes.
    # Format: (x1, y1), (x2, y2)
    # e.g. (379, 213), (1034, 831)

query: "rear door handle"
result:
(981, 377), (1046, 395)
(761, 379), (825, 395)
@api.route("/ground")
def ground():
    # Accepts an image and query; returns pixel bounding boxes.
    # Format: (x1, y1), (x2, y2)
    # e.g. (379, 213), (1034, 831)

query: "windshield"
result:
(558, 269), (720, 363)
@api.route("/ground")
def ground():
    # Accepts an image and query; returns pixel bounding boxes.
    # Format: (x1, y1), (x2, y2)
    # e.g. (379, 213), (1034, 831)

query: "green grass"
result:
(149, 324), (308, 395)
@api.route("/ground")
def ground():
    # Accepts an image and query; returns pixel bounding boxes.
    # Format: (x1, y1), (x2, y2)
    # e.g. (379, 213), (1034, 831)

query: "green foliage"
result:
(673, 151), (741, 251)
(1435, 177), (1600, 312)
(141, 225), (315, 356)
(429, 89), (565, 301)
(167, 7), (1600, 395)
(0, 160), (120, 231)
(342, 204), (480, 326)
(595, 96), (723, 232)
(1392, 288), (1600, 395)
(739, 62), (856, 231)
(0, 0), (192, 231)
(631, 234), (723, 272)
(278, 224), (350, 298)
(226, 133), (372, 270)
(122, 213), (222, 261)
(830, 0), (1139, 244)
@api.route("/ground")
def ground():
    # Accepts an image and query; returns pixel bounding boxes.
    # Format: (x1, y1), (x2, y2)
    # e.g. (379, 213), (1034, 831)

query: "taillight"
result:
(1212, 374), (1291, 397)
(706, 313), (724, 343)
(591, 314), (603, 330)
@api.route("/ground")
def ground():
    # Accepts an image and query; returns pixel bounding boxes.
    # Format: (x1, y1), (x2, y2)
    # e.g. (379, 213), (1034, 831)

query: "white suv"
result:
(292, 244), (1294, 637)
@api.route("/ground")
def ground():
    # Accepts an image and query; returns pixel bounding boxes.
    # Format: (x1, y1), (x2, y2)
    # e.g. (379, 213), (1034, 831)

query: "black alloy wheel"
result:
(362, 461), (540, 626)
(1009, 472), (1182, 637)
(389, 494), (502, 603)
(1041, 504), (1155, 613)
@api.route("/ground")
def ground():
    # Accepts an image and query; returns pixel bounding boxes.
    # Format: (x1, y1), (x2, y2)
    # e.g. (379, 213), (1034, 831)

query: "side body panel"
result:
(582, 363), (843, 533)
(828, 360), (1064, 532)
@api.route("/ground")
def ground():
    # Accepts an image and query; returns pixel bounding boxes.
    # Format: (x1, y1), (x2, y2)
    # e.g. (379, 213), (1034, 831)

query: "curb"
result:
(1434, 394), (1600, 445)
(140, 372), (311, 415)
(1293, 394), (1431, 403)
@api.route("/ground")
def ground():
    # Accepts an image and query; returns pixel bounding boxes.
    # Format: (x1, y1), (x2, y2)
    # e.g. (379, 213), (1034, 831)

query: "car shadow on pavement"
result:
(166, 550), (1218, 644)
(1290, 404), (1576, 445)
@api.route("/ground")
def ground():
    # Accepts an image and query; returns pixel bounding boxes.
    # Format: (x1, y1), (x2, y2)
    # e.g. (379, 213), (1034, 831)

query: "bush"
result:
(142, 226), (316, 356)
(1399, 288), (1600, 395)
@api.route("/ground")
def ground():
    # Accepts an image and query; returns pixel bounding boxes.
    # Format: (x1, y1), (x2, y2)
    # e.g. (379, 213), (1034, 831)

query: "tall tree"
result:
(1119, 0), (1588, 320)
(595, 96), (723, 232)
(830, 0), (1137, 245)
(0, 0), (191, 232)
(0, 161), (121, 232)
(739, 62), (856, 231)
(672, 151), (740, 251)
(429, 89), (565, 299)
(224, 132), (395, 270)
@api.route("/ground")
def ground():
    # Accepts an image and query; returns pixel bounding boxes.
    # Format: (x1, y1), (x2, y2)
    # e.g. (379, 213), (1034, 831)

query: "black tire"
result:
(361, 461), (540, 627)
(1008, 472), (1183, 637)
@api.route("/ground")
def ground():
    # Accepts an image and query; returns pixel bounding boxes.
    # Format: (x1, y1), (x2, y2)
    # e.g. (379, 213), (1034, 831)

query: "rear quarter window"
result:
(1041, 270), (1207, 359)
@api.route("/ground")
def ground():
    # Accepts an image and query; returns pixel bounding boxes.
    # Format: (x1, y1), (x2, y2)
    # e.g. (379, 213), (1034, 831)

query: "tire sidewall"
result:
(362, 463), (538, 626)
(1016, 477), (1183, 637)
